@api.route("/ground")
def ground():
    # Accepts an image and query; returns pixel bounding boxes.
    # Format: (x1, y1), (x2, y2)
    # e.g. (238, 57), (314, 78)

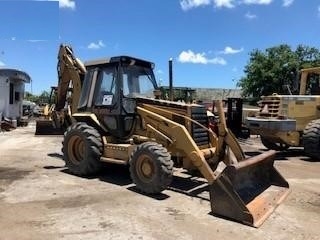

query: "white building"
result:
(0, 69), (31, 123)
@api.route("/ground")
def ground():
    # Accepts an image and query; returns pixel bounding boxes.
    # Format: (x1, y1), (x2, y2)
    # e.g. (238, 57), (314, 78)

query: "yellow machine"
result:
(45, 44), (290, 227)
(247, 67), (320, 159)
(35, 45), (86, 134)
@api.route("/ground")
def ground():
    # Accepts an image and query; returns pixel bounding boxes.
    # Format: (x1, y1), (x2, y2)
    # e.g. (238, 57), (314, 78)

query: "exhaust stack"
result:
(169, 58), (173, 101)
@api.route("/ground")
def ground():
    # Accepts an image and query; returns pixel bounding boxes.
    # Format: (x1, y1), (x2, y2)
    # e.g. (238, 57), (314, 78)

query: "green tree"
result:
(24, 90), (52, 104)
(24, 91), (39, 103)
(238, 44), (320, 98)
(38, 90), (51, 104)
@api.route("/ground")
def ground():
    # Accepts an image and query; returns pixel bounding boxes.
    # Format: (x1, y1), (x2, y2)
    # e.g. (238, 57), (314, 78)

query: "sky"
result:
(0, 0), (319, 95)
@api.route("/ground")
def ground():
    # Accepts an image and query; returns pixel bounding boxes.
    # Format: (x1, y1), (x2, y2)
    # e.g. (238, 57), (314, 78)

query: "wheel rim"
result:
(136, 154), (155, 183)
(67, 135), (85, 165)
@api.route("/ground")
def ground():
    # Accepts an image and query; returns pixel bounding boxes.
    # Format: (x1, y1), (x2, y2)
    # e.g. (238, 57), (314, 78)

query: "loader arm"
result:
(140, 100), (246, 165)
(136, 105), (218, 184)
(215, 100), (246, 164)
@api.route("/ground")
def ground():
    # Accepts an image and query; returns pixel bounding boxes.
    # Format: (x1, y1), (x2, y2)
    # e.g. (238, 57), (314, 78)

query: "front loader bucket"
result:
(35, 120), (64, 135)
(209, 150), (290, 227)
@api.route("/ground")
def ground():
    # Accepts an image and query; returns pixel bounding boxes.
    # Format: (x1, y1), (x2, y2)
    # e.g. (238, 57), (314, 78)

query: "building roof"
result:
(195, 88), (242, 101)
(0, 68), (31, 83)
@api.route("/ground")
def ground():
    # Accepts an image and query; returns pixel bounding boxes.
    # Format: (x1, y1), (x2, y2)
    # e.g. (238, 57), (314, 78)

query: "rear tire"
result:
(260, 136), (289, 151)
(303, 119), (320, 160)
(129, 142), (173, 194)
(63, 122), (102, 175)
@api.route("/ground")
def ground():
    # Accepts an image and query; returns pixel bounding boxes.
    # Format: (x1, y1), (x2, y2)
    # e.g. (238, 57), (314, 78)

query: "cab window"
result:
(95, 67), (117, 106)
(122, 65), (156, 98)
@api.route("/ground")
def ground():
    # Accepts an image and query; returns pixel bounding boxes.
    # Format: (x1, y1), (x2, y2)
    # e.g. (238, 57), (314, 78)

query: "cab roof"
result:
(84, 56), (155, 69)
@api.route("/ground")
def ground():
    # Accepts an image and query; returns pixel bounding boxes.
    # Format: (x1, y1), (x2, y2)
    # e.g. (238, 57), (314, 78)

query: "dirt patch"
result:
(288, 190), (320, 211)
(0, 167), (32, 192)
(44, 194), (106, 209)
(0, 201), (55, 240)
(166, 207), (186, 220)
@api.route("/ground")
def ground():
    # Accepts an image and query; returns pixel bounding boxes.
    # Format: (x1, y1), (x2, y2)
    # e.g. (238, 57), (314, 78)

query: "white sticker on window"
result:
(102, 95), (113, 105)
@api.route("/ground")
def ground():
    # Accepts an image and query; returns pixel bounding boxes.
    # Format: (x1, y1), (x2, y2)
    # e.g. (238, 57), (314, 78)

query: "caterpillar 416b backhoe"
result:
(47, 44), (290, 227)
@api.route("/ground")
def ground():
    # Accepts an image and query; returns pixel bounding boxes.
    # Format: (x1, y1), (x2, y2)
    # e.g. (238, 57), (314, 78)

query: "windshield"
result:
(122, 65), (157, 98)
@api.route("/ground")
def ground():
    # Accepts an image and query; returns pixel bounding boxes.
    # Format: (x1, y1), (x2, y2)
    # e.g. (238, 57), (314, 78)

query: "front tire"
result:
(129, 142), (173, 194)
(63, 122), (102, 175)
(303, 119), (320, 160)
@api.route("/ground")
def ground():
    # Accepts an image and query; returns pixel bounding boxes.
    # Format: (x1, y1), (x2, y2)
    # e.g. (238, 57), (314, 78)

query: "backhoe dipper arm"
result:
(55, 44), (86, 113)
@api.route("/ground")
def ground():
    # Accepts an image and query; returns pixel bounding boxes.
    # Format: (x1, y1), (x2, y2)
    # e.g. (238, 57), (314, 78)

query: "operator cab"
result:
(305, 73), (320, 95)
(77, 56), (158, 139)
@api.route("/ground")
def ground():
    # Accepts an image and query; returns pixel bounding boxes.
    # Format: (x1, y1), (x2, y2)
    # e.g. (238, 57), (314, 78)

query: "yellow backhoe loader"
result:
(44, 44), (290, 227)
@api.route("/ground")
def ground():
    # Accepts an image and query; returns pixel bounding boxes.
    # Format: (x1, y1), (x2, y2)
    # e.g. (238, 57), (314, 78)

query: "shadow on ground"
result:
(56, 163), (210, 202)
(47, 152), (64, 160)
(274, 148), (305, 161)
(169, 175), (209, 201)
(43, 152), (66, 169)
(245, 148), (319, 162)
(60, 163), (132, 186)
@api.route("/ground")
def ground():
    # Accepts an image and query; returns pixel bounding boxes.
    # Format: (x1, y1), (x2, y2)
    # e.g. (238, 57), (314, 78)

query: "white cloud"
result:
(213, 0), (235, 8)
(178, 50), (227, 65)
(58, 0), (75, 9)
(41, 0), (75, 10)
(156, 69), (164, 74)
(11, 37), (16, 41)
(180, 0), (276, 10)
(242, 0), (272, 5)
(87, 40), (105, 50)
(245, 12), (257, 19)
(180, 0), (211, 11)
(318, 5), (320, 17)
(0, 61), (5, 67)
(282, 0), (294, 7)
(180, 0), (236, 10)
(220, 46), (244, 54)
(27, 39), (47, 42)
(209, 57), (227, 65)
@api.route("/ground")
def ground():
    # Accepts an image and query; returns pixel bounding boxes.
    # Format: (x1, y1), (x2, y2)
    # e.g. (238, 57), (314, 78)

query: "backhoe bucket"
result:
(35, 120), (64, 135)
(209, 150), (290, 227)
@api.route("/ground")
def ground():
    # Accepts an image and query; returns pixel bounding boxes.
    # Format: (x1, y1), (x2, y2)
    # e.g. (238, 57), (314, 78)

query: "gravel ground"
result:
(0, 122), (319, 240)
